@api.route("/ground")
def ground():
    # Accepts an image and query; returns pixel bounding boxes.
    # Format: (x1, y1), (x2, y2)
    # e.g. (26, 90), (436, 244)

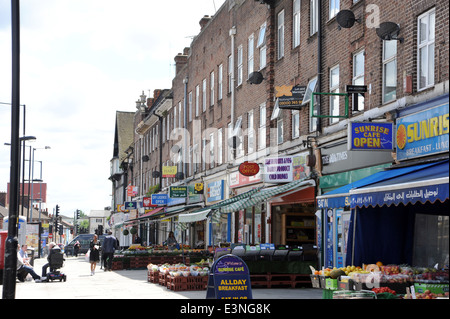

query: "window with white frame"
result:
(329, 0), (339, 20)
(178, 102), (182, 127)
(277, 115), (284, 145)
(237, 45), (243, 86)
(330, 65), (340, 124)
(218, 64), (223, 101)
(292, 110), (300, 138)
(248, 110), (254, 154)
(162, 117), (166, 142)
(189, 91), (193, 122)
(310, 0), (319, 35)
(202, 79), (207, 112)
(228, 55), (233, 93)
(353, 50), (365, 111)
(383, 40), (397, 103)
(277, 10), (285, 59)
(217, 128), (223, 165)
(248, 34), (254, 78)
(202, 138), (206, 171)
(418, 8), (435, 90)
(236, 116), (243, 157)
(259, 103), (266, 150)
(227, 122), (234, 161)
(175, 102), (178, 131)
(301, 77), (318, 132)
(209, 132), (215, 168)
(257, 23), (267, 69)
(167, 110), (171, 139)
(195, 85), (200, 117)
(210, 71), (215, 106)
(293, 0), (301, 48)
(193, 143), (199, 173)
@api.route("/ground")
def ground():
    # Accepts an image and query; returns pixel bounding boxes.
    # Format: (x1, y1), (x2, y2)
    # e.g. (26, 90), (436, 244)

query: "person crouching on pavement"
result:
(17, 244), (43, 282)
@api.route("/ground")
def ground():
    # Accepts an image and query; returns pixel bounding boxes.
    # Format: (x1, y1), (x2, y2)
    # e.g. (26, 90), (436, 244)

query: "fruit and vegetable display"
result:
(311, 261), (449, 299)
(147, 263), (210, 277)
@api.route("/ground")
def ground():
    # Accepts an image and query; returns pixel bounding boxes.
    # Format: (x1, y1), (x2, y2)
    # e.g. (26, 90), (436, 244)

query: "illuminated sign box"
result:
(348, 122), (394, 151)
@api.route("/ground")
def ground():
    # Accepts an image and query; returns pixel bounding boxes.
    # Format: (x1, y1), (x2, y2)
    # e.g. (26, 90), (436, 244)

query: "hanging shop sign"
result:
(264, 153), (310, 183)
(348, 122), (394, 151)
(151, 194), (168, 205)
(194, 183), (204, 194)
(239, 161), (260, 177)
(207, 180), (225, 202)
(276, 85), (307, 110)
(162, 166), (177, 178)
(206, 254), (252, 299)
(127, 185), (138, 197)
(396, 103), (449, 161)
(170, 186), (188, 198)
(124, 201), (137, 211)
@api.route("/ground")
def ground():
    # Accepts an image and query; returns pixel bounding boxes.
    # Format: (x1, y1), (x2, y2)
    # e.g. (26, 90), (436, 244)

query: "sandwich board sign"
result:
(206, 254), (252, 299)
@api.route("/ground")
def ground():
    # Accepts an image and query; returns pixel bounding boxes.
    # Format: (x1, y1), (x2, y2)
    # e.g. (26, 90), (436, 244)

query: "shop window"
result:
(413, 214), (449, 267)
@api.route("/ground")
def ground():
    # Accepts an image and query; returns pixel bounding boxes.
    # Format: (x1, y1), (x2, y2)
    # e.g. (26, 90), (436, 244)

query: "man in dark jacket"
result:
(102, 230), (118, 271)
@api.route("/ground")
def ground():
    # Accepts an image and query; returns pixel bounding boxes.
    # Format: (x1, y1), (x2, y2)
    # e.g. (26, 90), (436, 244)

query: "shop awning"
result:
(219, 178), (316, 213)
(316, 161), (444, 209)
(178, 209), (212, 223)
(350, 160), (449, 208)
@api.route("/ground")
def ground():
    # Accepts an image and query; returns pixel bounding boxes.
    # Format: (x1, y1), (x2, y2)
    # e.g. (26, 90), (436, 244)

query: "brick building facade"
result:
(111, 0), (448, 258)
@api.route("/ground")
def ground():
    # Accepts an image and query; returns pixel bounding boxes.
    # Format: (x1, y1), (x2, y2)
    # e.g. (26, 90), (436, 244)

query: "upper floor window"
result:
(277, 10), (285, 59)
(257, 23), (267, 69)
(353, 50), (365, 111)
(310, 0), (319, 35)
(248, 34), (254, 77)
(218, 64), (223, 101)
(330, 65), (340, 124)
(210, 71), (215, 106)
(293, 0), (301, 48)
(418, 8), (435, 90)
(383, 41), (397, 103)
(329, 0), (340, 20)
(237, 45), (243, 86)
(202, 79), (207, 112)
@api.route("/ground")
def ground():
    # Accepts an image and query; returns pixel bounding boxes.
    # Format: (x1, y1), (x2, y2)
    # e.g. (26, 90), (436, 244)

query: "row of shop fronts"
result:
(111, 93), (449, 269)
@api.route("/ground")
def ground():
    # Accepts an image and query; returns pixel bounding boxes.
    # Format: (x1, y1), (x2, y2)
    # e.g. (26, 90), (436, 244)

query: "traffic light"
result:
(59, 225), (63, 235)
(55, 205), (60, 217)
(76, 209), (80, 219)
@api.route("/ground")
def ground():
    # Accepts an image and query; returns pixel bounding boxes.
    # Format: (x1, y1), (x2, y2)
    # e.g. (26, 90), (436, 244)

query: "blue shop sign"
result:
(396, 103), (449, 161)
(206, 254), (252, 299)
(348, 122), (394, 151)
(151, 194), (168, 205)
(207, 180), (224, 202)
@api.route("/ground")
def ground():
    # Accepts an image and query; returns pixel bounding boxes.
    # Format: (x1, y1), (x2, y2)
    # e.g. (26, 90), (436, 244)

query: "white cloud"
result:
(1, 0), (226, 217)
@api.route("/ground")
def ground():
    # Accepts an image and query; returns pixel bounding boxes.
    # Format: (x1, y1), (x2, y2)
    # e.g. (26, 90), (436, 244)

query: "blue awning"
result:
(317, 160), (448, 209)
(350, 160), (449, 208)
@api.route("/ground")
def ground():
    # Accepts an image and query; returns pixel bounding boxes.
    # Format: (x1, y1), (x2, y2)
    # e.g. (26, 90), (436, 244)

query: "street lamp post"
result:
(3, 0), (21, 300)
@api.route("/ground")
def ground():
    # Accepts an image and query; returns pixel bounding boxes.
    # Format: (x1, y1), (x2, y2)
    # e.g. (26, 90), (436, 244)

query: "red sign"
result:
(239, 162), (260, 177)
(143, 197), (157, 207)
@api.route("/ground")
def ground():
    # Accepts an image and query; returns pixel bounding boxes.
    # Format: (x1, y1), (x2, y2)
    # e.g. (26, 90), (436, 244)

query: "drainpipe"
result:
(155, 114), (163, 191)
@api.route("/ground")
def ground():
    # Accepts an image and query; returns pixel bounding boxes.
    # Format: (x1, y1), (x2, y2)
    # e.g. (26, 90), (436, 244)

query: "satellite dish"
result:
(248, 71), (264, 85)
(152, 171), (160, 178)
(175, 172), (184, 180)
(336, 10), (359, 29)
(142, 155), (149, 162)
(376, 22), (404, 43)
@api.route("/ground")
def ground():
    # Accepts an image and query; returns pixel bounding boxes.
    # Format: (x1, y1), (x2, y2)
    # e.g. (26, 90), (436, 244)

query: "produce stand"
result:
(147, 263), (210, 291)
(111, 244), (213, 270)
(310, 263), (449, 300)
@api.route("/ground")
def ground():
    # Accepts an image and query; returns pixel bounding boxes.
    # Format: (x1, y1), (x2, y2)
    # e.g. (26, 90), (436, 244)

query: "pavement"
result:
(13, 255), (324, 299)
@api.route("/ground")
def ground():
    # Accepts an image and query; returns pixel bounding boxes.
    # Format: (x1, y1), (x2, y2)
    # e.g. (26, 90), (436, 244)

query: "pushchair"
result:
(45, 248), (67, 282)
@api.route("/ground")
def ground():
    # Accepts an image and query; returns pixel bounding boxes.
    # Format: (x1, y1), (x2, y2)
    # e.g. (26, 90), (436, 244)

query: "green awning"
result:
(219, 178), (316, 213)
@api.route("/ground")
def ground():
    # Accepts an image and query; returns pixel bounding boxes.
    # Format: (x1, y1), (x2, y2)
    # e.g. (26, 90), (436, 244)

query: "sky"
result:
(0, 0), (226, 217)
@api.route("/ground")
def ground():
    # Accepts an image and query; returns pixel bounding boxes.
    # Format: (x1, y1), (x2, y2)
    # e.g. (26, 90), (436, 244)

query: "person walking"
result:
(102, 230), (118, 271)
(89, 234), (101, 275)
(73, 240), (80, 257)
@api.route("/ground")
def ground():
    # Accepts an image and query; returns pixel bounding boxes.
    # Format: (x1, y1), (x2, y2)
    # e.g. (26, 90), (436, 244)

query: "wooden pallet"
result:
(250, 273), (312, 288)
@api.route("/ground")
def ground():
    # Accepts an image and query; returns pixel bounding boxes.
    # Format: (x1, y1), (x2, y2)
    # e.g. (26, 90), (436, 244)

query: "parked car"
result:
(65, 234), (106, 257)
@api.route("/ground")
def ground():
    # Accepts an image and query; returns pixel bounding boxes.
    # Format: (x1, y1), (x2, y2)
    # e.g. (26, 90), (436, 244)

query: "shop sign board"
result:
(239, 161), (260, 176)
(276, 85), (307, 110)
(162, 166), (177, 178)
(207, 180), (224, 202)
(348, 122), (394, 151)
(396, 103), (449, 161)
(124, 201), (137, 211)
(127, 185), (138, 197)
(229, 170), (261, 188)
(151, 194), (168, 205)
(169, 186), (188, 198)
(264, 153), (310, 183)
(206, 254), (252, 299)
